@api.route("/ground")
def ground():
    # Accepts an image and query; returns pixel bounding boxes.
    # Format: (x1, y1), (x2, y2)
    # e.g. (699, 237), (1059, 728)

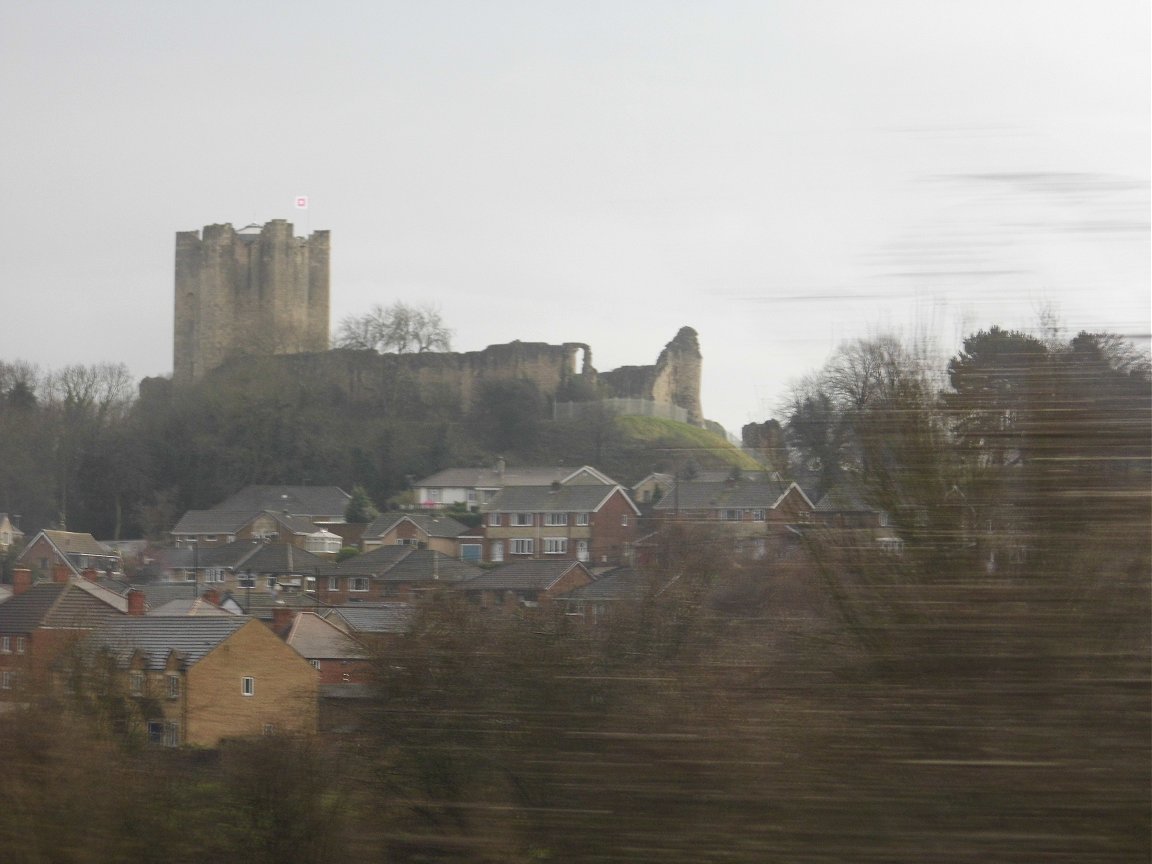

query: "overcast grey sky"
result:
(1, 0), (1147, 432)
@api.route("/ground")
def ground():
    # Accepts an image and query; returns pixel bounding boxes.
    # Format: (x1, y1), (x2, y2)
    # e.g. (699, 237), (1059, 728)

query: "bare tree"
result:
(333, 302), (452, 354)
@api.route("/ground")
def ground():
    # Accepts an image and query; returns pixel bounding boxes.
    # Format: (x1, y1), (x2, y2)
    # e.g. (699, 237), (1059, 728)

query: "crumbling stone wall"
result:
(207, 328), (704, 425)
(174, 220), (329, 384)
(598, 327), (704, 424)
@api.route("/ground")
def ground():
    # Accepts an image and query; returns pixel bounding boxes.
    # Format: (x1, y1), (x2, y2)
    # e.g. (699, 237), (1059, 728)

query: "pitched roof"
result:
(0, 581), (125, 632)
(315, 545), (412, 576)
(240, 543), (327, 575)
(38, 530), (114, 557)
(328, 603), (413, 635)
(814, 486), (876, 513)
(416, 465), (617, 489)
(363, 512), (469, 540)
(88, 617), (249, 669)
(286, 612), (366, 660)
(563, 566), (651, 602)
(173, 510), (321, 537)
(460, 560), (591, 594)
(172, 510), (262, 535)
(652, 479), (814, 512)
(482, 484), (639, 514)
(147, 597), (237, 617)
(376, 549), (482, 583)
(211, 485), (351, 517)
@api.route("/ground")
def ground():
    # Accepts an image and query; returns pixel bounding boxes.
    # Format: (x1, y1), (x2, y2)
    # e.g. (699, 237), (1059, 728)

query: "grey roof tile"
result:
(88, 617), (249, 669)
(211, 485), (351, 517)
(363, 512), (469, 539)
(482, 485), (634, 514)
(460, 560), (590, 593)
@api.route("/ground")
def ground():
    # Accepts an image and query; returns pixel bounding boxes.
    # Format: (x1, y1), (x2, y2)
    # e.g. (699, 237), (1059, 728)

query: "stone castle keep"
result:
(173, 220), (703, 424)
(174, 220), (330, 384)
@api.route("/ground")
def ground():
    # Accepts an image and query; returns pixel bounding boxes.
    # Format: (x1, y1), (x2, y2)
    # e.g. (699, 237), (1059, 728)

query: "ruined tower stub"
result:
(174, 220), (330, 384)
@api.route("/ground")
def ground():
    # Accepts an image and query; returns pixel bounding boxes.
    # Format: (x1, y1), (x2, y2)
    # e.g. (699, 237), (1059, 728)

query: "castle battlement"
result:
(174, 220), (330, 384)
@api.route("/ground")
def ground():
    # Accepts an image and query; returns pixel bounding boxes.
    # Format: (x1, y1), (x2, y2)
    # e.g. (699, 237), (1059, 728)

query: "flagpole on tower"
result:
(294, 194), (310, 234)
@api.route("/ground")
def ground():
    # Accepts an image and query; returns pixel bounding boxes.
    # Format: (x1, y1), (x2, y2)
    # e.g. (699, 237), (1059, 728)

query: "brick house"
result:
(650, 475), (815, 559)
(0, 568), (134, 700)
(172, 510), (342, 555)
(360, 512), (470, 556)
(80, 616), (318, 747)
(313, 548), (481, 604)
(480, 484), (640, 566)
(412, 462), (617, 511)
(457, 560), (594, 610)
(16, 530), (122, 580)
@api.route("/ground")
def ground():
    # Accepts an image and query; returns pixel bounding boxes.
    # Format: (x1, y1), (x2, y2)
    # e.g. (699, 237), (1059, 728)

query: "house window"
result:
(349, 577), (369, 592)
(722, 509), (740, 521)
(164, 722), (180, 747)
(751, 510), (766, 522)
(488, 513), (501, 527)
(620, 514), (629, 526)
(460, 543), (482, 563)
(491, 541), (504, 562)
(328, 577), (340, 591)
(15, 637), (25, 655)
(466, 489), (478, 506)
(167, 675), (180, 699)
(511, 539), (534, 555)
(0, 671), (13, 690)
(309, 659), (321, 670)
(513, 513), (533, 527)
(544, 513), (568, 527)
(428, 488), (442, 504)
(576, 513), (589, 526)
(0, 636), (10, 654)
(241, 676), (255, 696)
(130, 670), (145, 696)
(544, 538), (568, 555)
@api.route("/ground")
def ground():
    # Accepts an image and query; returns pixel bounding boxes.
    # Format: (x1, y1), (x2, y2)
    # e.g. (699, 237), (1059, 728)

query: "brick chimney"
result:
(81, 567), (98, 583)
(202, 587), (220, 606)
(12, 568), (32, 596)
(52, 563), (72, 583)
(271, 605), (294, 636)
(126, 589), (146, 616)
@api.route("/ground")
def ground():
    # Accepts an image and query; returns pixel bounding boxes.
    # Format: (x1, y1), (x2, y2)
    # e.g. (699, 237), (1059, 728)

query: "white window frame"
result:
(0, 636), (10, 654)
(167, 674), (180, 700)
(544, 538), (568, 555)
(15, 636), (25, 655)
(488, 513), (501, 527)
(544, 513), (568, 527)
(164, 721), (180, 747)
(576, 540), (589, 562)
(620, 514), (629, 526)
(722, 509), (740, 521)
(751, 510), (766, 522)
(328, 576), (340, 591)
(491, 540), (504, 562)
(513, 513), (533, 527)
(576, 513), (590, 526)
(349, 576), (369, 592)
(241, 676), (255, 696)
(129, 670), (145, 696)
(0, 670), (12, 690)
(510, 538), (534, 555)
